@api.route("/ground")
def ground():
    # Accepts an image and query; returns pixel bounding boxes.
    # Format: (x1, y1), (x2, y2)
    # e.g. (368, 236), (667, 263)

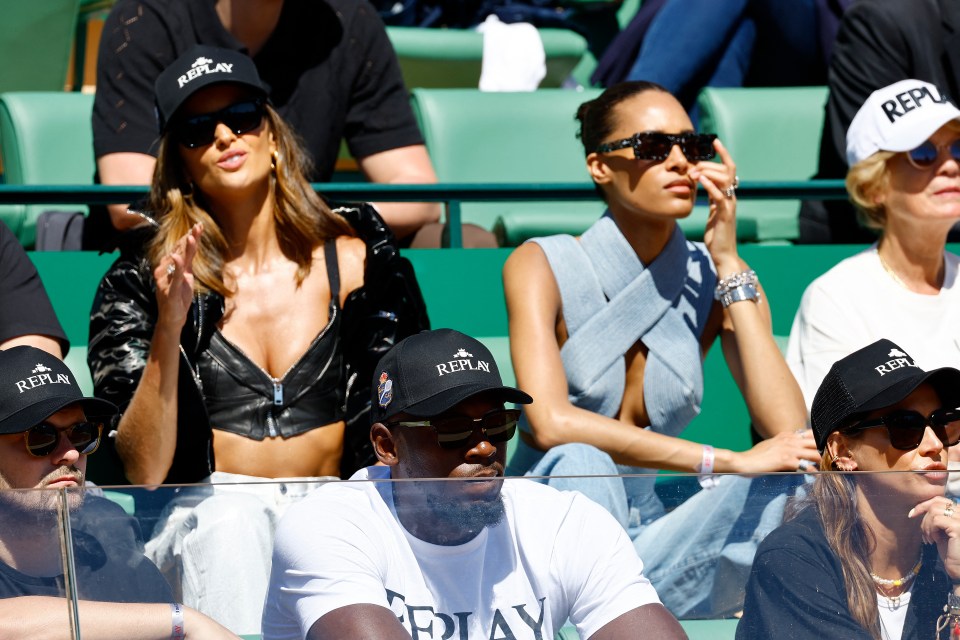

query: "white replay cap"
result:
(846, 79), (960, 166)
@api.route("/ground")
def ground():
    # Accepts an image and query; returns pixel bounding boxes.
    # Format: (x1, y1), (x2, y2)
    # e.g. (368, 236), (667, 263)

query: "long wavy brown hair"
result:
(788, 451), (880, 638)
(147, 104), (354, 297)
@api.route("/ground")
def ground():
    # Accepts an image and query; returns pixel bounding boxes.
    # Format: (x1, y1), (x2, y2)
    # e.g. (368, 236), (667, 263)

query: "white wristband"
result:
(170, 603), (185, 640)
(696, 445), (720, 489)
(696, 445), (715, 474)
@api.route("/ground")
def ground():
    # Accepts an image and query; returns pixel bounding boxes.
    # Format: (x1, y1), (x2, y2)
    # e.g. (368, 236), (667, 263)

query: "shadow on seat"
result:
(696, 86), (829, 244)
(411, 88), (605, 246)
(0, 91), (95, 246)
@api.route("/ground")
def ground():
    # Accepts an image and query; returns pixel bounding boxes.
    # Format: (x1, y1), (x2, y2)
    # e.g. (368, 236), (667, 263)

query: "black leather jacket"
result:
(87, 202), (429, 485)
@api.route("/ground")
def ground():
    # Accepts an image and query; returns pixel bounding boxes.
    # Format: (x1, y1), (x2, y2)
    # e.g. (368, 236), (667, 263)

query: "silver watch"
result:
(719, 283), (760, 308)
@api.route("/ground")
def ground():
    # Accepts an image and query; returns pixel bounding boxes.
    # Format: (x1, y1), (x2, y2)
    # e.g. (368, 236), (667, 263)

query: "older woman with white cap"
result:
(787, 79), (960, 409)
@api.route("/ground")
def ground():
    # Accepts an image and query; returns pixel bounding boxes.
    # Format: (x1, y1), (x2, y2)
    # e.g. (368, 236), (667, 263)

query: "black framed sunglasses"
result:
(905, 139), (960, 169)
(386, 408), (521, 450)
(23, 421), (103, 458)
(173, 98), (266, 149)
(840, 408), (960, 450)
(595, 132), (718, 163)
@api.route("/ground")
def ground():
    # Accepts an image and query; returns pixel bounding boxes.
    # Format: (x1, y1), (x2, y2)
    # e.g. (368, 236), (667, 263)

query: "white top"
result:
(787, 246), (960, 410)
(877, 585), (913, 640)
(262, 467), (660, 640)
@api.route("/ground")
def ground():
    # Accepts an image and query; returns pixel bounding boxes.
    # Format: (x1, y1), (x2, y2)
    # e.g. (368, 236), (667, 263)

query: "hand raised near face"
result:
(691, 139), (740, 276)
(153, 223), (202, 333)
(909, 496), (960, 580)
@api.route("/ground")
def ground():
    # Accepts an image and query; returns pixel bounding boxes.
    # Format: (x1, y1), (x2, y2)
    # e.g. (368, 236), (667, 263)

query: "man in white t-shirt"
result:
(262, 329), (684, 640)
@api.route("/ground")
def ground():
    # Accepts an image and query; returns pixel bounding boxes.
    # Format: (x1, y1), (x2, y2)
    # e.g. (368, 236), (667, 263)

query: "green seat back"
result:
(411, 88), (605, 245)
(0, 2), (79, 92)
(0, 92), (96, 246)
(387, 27), (587, 90)
(696, 86), (829, 243)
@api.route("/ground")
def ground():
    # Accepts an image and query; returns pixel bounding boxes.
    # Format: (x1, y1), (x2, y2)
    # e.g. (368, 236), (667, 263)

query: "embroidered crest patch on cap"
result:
(378, 371), (393, 409)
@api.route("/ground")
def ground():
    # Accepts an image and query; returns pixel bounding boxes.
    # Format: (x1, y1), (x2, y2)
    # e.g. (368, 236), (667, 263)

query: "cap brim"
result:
(849, 367), (960, 421)
(884, 107), (960, 152)
(401, 383), (533, 418)
(0, 396), (118, 435)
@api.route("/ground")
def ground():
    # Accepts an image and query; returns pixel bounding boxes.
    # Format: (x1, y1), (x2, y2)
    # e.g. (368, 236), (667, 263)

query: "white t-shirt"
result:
(787, 246), (960, 410)
(262, 466), (660, 640)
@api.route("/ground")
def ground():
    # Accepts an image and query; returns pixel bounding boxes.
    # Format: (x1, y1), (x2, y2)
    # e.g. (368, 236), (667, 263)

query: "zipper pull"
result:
(273, 381), (283, 406)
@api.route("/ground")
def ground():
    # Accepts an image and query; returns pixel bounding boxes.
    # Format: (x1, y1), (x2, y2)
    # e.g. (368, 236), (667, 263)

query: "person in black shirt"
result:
(0, 221), (67, 357)
(0, 346), (237, 639)
(92, 0), (495, 248)
(738, 339), (960, 639)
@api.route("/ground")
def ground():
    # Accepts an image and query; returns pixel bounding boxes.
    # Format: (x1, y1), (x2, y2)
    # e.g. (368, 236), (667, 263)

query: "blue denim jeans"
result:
(626, 0), (819, 114)
(522, 442), (802, 618)
(145, 472), (335, 635)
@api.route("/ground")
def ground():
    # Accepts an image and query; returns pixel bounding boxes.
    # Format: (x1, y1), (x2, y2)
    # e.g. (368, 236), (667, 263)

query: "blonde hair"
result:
(147, 105), (354, 297)
(846, 119), (960, 231)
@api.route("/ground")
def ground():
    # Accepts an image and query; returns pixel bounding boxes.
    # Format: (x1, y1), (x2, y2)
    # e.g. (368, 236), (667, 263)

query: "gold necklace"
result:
(876, 248), (909, 289)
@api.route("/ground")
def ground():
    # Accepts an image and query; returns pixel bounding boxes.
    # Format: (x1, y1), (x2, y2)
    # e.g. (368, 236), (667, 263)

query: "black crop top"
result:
(196, 240), (346, 440)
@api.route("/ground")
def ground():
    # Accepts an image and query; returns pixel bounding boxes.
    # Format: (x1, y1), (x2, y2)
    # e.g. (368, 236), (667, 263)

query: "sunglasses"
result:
(596, 132), (718, 163)
(173, 98), (266, 149)
(905, 139), (960, 169)
(24, 421), (103, 458)
(387, 408), (520, 450)
(840, 408), (960, 450)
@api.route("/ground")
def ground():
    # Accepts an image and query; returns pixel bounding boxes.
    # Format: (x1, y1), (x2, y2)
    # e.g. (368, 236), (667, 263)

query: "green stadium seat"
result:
(0, 92), (95, 247)
(411, 88), (605, 245)
(696, 86), (829, 244)
(387, 27), (587, 90)
(0, 2), (79, 93)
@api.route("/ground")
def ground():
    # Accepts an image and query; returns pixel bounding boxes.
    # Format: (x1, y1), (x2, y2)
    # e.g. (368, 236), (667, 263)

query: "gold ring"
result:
(945, 506), (955, 518)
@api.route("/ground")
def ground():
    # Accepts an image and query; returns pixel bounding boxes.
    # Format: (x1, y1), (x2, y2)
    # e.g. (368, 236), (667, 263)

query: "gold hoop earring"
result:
(271, 150), (279, 171)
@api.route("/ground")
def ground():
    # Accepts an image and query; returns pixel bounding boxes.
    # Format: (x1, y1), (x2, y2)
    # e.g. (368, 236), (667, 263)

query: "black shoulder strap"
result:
(323, 238), (340, 301)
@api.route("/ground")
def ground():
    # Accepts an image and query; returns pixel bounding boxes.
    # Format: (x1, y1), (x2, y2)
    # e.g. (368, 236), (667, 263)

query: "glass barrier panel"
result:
(65, 470), (960, 639)
(0, 486), (79, 639)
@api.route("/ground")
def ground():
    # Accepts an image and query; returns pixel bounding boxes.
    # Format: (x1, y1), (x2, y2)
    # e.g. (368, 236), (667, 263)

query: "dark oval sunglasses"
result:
(386, 408), (521, 450)
(595, 132), (718, 163)
(24, 421), (103, 458)
(173, 98), (266, 149)
(840, 408), (960, 450)
(905, 139), (960, 169)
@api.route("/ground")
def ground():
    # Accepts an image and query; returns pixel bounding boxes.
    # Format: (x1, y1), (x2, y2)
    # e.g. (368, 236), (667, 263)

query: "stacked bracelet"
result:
(714, 269), (762, 308)
(170, 603), (185, 640)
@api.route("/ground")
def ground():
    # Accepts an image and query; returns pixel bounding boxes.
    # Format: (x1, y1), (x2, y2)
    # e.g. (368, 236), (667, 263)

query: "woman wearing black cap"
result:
(87, 45), (428, 634)
(737, 338), (960, 639)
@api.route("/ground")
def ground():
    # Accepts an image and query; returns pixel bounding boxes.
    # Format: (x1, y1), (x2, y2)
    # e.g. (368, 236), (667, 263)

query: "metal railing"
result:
(0, 180), (849, 248)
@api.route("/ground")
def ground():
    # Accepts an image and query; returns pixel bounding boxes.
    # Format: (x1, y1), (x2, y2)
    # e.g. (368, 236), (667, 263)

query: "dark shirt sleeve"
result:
(0, 222), (68, 351)
(736, 521), (874, 639)
(92, 0), (181, 158)
(819, 1), (914, 176)
(340, 5), (424, 161)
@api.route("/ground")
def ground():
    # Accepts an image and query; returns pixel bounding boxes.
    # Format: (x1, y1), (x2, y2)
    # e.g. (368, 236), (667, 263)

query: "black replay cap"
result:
(811, 338), (960, 450)
(371, 329), (532, 424)
(0, 346), (117, 435)
(154, 45), (268, 131)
